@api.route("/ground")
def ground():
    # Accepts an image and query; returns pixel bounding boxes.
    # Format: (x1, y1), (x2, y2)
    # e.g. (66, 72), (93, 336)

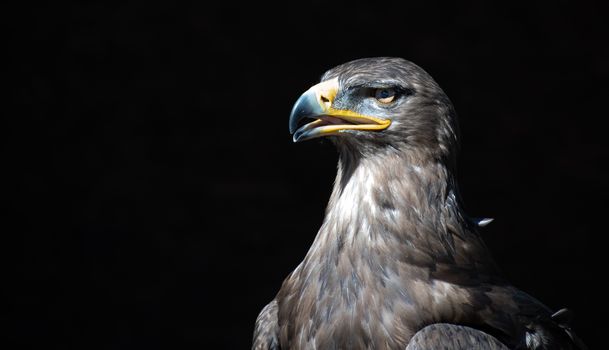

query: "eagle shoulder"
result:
(252, 300), (280, 350)
(405, 323), (509, 350)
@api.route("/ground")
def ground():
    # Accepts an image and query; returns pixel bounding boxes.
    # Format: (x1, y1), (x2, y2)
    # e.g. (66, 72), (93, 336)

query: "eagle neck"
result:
(306, 146), (496, 274)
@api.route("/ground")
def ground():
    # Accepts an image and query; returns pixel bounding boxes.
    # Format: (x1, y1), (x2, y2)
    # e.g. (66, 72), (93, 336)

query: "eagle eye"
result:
(374, 88), (396, 104)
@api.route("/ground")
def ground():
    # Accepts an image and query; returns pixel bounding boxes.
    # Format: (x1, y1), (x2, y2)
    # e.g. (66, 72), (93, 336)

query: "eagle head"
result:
(289, 57), (459, 161)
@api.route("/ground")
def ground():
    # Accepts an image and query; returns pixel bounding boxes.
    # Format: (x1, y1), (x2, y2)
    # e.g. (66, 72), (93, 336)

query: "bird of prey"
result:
(253, 58), (586, 349)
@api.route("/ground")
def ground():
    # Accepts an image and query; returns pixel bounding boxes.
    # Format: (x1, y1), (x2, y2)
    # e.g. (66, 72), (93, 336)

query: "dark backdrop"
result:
(6, 1), (608, 349)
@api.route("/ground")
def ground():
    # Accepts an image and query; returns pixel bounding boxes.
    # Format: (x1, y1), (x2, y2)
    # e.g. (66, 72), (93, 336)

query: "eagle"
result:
(253, 57), (586, 349)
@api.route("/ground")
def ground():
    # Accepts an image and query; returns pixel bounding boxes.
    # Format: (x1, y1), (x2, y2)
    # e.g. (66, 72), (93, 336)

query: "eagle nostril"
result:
(320, 95), (331, 109)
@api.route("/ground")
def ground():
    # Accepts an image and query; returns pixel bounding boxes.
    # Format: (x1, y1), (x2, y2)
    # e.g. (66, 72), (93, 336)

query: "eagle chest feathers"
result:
(276, 154), (484, 349)
(253, 57), (585, 350)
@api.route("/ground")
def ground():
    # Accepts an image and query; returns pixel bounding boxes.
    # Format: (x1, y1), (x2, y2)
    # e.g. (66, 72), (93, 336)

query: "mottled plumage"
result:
(253, 58), (585, 349)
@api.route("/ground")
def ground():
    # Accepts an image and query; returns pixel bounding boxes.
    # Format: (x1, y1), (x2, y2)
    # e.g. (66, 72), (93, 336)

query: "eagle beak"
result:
(289, 78), (391, 142)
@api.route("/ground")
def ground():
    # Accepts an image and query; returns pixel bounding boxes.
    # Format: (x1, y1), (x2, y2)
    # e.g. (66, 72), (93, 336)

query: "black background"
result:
(6, 1), (608, 349)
